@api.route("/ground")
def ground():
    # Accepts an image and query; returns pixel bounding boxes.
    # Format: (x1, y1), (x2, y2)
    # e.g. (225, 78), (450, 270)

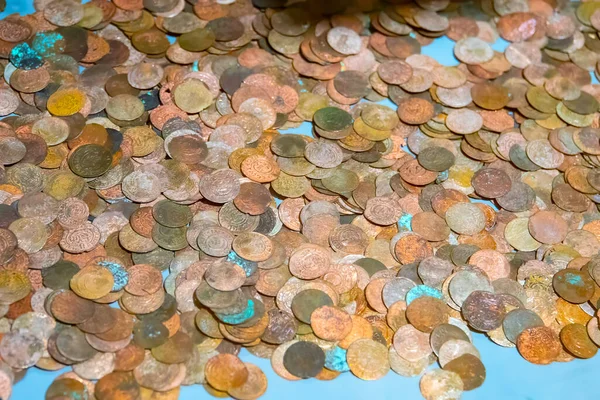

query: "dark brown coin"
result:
(471, 168), (512, 199)
(443, 354), (486, 391)
(417, 147), (455, 172)
(291, 289), (333, 324)
(462, 291), (505, 332)
(283, 341), (325, 379)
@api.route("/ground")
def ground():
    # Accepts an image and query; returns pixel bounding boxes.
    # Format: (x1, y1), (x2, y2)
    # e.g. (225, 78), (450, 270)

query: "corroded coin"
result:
(517, 326), (561, 365)
(347, 339), (390, 381)
(283, 341), (324, 379)
(420, 369), (463, 400)
(443, 354), (486, 391)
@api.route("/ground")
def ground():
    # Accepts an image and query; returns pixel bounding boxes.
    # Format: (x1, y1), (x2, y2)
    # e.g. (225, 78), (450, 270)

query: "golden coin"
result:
(346, 339), (390, 380)
(173, 79), (213, 113)
(204, 354), (249, 391)
(227, 363), (267, 400)
(0, 270), (31, 304)
(70, 265), (115, 300)
(47, 87), (86, 117)
(560, 323), (598, 359)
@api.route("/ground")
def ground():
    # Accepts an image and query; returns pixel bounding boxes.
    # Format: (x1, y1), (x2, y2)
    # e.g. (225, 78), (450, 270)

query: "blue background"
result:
(5, 1), (600, 399)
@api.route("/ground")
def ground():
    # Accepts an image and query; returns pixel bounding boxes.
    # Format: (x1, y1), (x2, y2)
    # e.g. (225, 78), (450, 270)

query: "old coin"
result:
(552, 269), (595, 304)
(443, 354), (486, 391)
(420, 369), (463, 400)
(560, 323), (598, 359)
(310, 306), (352, 341)
(346, 339), (390, 381)
(205, 353), (248, 391)
(283, 341), (324, 379)
(516, 326), (561, 365)
(502, 309), (544, 344)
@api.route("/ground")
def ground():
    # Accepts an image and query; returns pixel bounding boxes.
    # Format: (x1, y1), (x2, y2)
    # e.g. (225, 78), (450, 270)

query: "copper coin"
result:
(516, 326), (561, 365)
(552, 269), (595, 304)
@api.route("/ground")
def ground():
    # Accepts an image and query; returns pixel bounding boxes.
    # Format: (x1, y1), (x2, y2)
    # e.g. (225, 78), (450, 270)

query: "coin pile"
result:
(1, 0), (600, 399)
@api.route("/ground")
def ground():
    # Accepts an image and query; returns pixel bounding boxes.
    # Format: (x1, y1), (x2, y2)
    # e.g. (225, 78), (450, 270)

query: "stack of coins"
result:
(0, 0), (600, 399)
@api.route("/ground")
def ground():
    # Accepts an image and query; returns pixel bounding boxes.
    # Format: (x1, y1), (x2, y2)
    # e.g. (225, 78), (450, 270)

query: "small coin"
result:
(502, 309), (544, 344)
(443, 354), (486, 391)
(552, 269), (595, 304)
(347, 338), (390, 381)
(283, 341), (325, 379)
(420, 369), (464, 400)
(516, 326), (561, 365)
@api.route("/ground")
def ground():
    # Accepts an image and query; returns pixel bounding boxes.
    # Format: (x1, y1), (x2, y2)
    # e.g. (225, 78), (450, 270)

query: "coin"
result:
(430, 324), (471, 356)
(70, 265), (114, 300)
(462, 291), (505, 332)
(310, 306), (352, 341)
(560, 323), (598, 359)
(283, 341), (324, 379)
(552, 269), (595, 304)
(393, 324), (432, 362)
(516, 326), (562, 365)
(443, 354), (486, 391)
(420, 369), (463, 400)
(346, 338), (390, 381)
(502, 309), (544, 344)
(228, 363), (268, 400)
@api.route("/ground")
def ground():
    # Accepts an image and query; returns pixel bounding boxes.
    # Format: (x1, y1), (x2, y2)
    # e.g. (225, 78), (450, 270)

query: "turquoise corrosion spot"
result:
(31, 31), (65, 58)
(437, 170), (449, 182)
(325, 346), (350, 372)
(405, 285), (443, 305)
(9, 42), (43, 70)
(227, 251), (257, 277)
(216, 299), (255, 325)
(400, 213), (413, 231)
(565, 272), (583, 286)
(98, 260), (129, 291)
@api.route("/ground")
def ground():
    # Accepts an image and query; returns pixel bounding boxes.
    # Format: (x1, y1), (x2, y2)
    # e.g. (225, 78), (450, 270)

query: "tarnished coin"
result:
(346, 339), (390, 381)
(283, 341), (324, 379)
(517, 326), (561, 365)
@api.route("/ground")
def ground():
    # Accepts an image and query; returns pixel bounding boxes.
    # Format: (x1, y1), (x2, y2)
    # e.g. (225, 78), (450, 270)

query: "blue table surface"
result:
(4, 1), (600, 399)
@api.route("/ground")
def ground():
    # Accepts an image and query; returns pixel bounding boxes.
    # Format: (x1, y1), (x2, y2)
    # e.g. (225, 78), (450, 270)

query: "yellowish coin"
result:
(71, 265), (115, 300)
(0, 270), (32, 304)
(47, 87), (86, 117)
(346, 338), (390, 380)
(173, 79), (213, 113)
(123, 126), (161, 157)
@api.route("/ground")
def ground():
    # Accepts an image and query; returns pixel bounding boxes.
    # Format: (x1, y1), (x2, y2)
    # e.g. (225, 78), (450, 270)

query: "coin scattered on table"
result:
(1, 0), (600, 399)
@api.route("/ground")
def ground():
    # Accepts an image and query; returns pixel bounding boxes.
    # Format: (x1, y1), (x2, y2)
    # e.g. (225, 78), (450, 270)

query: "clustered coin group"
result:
(1, 0), (600, 399)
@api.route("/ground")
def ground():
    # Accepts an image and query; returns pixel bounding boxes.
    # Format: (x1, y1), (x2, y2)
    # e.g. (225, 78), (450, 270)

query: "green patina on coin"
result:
(313, 107), (353, 131)
(68, 144), (112, 178)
